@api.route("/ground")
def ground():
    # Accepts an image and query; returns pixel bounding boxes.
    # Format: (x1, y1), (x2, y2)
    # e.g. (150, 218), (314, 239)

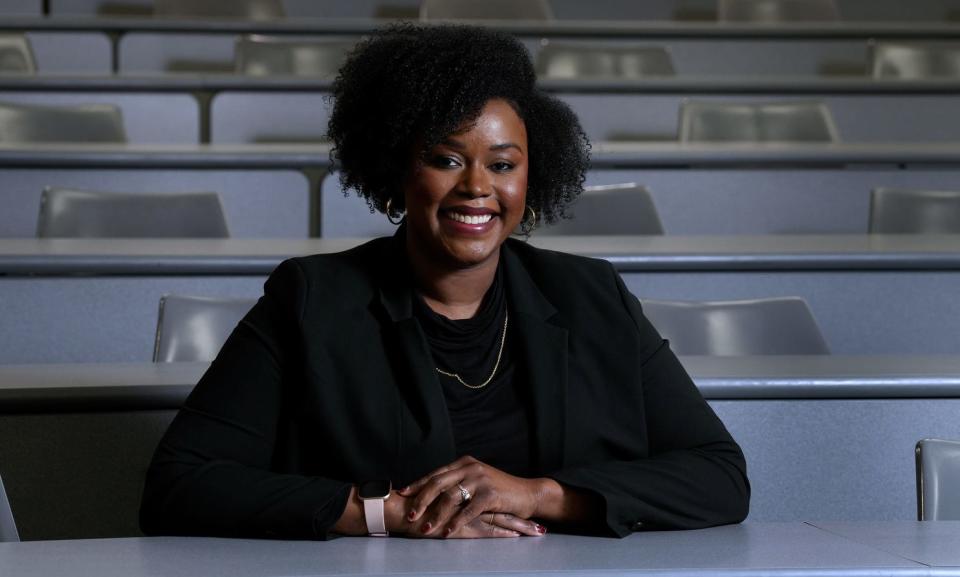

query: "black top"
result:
(140, 232), (749, 540)
(413, 263), (534, 478)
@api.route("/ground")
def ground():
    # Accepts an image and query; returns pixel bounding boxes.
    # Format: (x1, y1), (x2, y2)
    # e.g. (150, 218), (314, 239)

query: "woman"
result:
(140, 24), (749, 539)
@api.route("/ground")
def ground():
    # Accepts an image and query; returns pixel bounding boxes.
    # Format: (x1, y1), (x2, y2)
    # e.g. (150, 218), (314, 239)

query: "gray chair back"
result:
(869, 188), (960, 234)
(420, 0), (552, 20)
(642, 296), (830, 356)
(0, 101), (126, 143)
(154, 295), (257, 362)
(539, 183), (664, 235)
(235, 35), (355, 77)
(916, 438), (960, 520)
(871, 42), (960, 79)
(0, 474), (19, 542)
(536, 43), (675, 79)
(0, 34), (36, 73)
(37, 188), (230, 238)
(718, 0), (840, 21)
(154, 0), (284, 19)
(679, 100), (839, 143)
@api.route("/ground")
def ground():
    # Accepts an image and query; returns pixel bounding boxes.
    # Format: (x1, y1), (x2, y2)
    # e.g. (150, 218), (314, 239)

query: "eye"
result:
(490, 161), (515, 173)
(428, 155), (461, 169)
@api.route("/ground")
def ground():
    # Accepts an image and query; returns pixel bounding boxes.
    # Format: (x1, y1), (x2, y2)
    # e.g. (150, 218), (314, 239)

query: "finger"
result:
(447, 516), (520, 539)
(408, 470), (469, 521)
(490, 513), (546, 537)
(442, 491), (493, 537)
(399, 456), (477, 496)
(418, 488), (463, 537)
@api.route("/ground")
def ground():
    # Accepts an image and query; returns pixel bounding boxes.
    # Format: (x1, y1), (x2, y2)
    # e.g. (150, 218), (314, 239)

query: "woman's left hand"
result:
(398, 455), (547, 538)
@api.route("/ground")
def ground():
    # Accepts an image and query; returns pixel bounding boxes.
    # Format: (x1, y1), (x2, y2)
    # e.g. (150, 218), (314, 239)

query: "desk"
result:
(1, 523), (957, 577)
(2, 236), (960, 361)
(6, 355), (960, 409)
(2, 357), (960, 538)
(813, 521), (960, 568)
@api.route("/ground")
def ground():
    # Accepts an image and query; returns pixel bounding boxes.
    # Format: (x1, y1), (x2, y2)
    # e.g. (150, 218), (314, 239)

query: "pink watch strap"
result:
(363, 497), (388, 536)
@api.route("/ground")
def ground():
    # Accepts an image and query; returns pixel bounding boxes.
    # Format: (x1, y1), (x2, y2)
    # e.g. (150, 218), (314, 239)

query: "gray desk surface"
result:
(5, 16), (960, 40)
(2, 522), (955, 577)
(9, 74), (960, 95)
(5, 142), (960, 169)
(3, 235), (960, 276)
(812, 521), (960, 568)
(3, 355), (960, 411)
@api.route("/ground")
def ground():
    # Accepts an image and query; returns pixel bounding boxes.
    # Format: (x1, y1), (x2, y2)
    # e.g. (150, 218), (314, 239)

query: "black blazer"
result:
(140, 234), (749, 538)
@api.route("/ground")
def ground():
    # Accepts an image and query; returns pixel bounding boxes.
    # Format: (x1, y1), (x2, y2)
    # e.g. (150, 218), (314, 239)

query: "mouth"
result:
(440, 206), (499, 232)
(447, 211), (494, 225)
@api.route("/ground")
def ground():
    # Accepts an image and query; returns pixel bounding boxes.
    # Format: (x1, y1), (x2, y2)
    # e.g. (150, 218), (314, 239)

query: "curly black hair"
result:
(326, 24), (590, 227)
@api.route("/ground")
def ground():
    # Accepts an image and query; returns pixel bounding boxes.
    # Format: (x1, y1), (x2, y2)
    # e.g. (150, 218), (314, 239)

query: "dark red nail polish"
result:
(421, 523), (432, 533)
(407, 511), (416, 521)
(536, 524), (546, 534)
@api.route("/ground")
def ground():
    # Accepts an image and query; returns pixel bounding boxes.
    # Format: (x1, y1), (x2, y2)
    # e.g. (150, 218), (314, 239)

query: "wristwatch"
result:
(358, 480), (391, 537)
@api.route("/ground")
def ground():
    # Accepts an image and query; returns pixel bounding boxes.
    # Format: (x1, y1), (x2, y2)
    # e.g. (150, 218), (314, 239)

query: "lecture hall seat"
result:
(642, 297), (830, 356)
(0, 34), (35, 74)
(871, 42), (960, 79)
(420, 0), (552, 20)
(36, 188), (230, 238)
(235, 35), (355, 78)
(0, 101), (126, 143)
(153, 0), (284, 19)
(535, 42), (675, 79)
(538, 183), (665, 235)
(717, 0), (840, 22)
(0, 474), (19, 543)
(678, 100), (840, 143)
(153, 295), (257, 362)
(869, 188), (960, 234)
(916, 438), (960, 520)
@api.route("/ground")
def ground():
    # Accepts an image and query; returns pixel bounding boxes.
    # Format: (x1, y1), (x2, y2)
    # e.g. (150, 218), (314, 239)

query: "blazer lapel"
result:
(502, 243), (569, 474)
(377, 233), (456, 480)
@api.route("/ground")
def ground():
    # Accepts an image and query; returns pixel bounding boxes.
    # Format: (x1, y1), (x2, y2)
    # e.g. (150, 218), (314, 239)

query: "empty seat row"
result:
(151, 294), (829, 362)
(0, 98), (841, 143)
(0, 0), (868, 22)
(14, 92), (960, 144)
(6, 31), (960, 79)
(14, 34), (960, 80)
(15, 184), (960, 238)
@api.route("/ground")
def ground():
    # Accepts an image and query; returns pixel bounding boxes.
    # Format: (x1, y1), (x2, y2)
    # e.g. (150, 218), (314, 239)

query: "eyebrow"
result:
(440, 138), (524, 153)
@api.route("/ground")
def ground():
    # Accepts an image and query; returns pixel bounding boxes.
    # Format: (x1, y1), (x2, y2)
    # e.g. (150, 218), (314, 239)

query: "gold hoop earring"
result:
(521, 206), (537, 233)
(385, 198), (404, 226)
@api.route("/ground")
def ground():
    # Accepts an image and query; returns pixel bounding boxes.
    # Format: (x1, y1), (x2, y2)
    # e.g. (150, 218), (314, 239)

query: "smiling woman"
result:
(140, 24), (749, 541)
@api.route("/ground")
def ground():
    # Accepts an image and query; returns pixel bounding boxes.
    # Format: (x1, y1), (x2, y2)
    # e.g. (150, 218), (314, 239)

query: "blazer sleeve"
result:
(547, 266), (750, 537)
(139, 258), (352, 540)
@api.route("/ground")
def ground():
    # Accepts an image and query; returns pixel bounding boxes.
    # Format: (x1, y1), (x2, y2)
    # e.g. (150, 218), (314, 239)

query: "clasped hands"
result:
(387, 456), (547, 538)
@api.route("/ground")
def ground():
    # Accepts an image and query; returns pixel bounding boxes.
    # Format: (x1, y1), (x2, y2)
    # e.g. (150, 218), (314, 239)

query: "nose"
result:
(459, 162), (491, 197)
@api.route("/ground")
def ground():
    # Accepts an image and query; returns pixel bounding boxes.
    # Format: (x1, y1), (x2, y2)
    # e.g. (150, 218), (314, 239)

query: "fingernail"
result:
(536, 524), (546, 534)
(407, 510), (416, 521)
(421, 522), (432, 534)
(445, 526), (453, 535)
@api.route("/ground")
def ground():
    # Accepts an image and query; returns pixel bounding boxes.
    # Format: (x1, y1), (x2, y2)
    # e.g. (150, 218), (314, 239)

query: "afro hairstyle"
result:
(326, 23), (590, 227)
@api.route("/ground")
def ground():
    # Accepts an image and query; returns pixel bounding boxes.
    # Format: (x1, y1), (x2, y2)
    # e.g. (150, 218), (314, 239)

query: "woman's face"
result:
(402, 98), (528, 271)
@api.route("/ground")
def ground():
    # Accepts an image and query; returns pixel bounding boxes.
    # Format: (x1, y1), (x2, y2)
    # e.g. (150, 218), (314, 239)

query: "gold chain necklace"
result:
(436, 311), (509, 390)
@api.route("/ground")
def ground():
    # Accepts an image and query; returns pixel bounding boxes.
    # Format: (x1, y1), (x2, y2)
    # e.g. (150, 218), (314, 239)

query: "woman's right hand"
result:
(385, 491), (541, 538)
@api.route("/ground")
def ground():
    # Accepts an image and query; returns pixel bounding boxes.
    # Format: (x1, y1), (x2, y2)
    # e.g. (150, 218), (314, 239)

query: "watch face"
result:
(359, 480), (392, 500)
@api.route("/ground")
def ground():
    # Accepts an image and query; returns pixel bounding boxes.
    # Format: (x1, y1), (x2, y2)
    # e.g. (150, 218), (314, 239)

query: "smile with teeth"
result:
(447, 212), (494, 225)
